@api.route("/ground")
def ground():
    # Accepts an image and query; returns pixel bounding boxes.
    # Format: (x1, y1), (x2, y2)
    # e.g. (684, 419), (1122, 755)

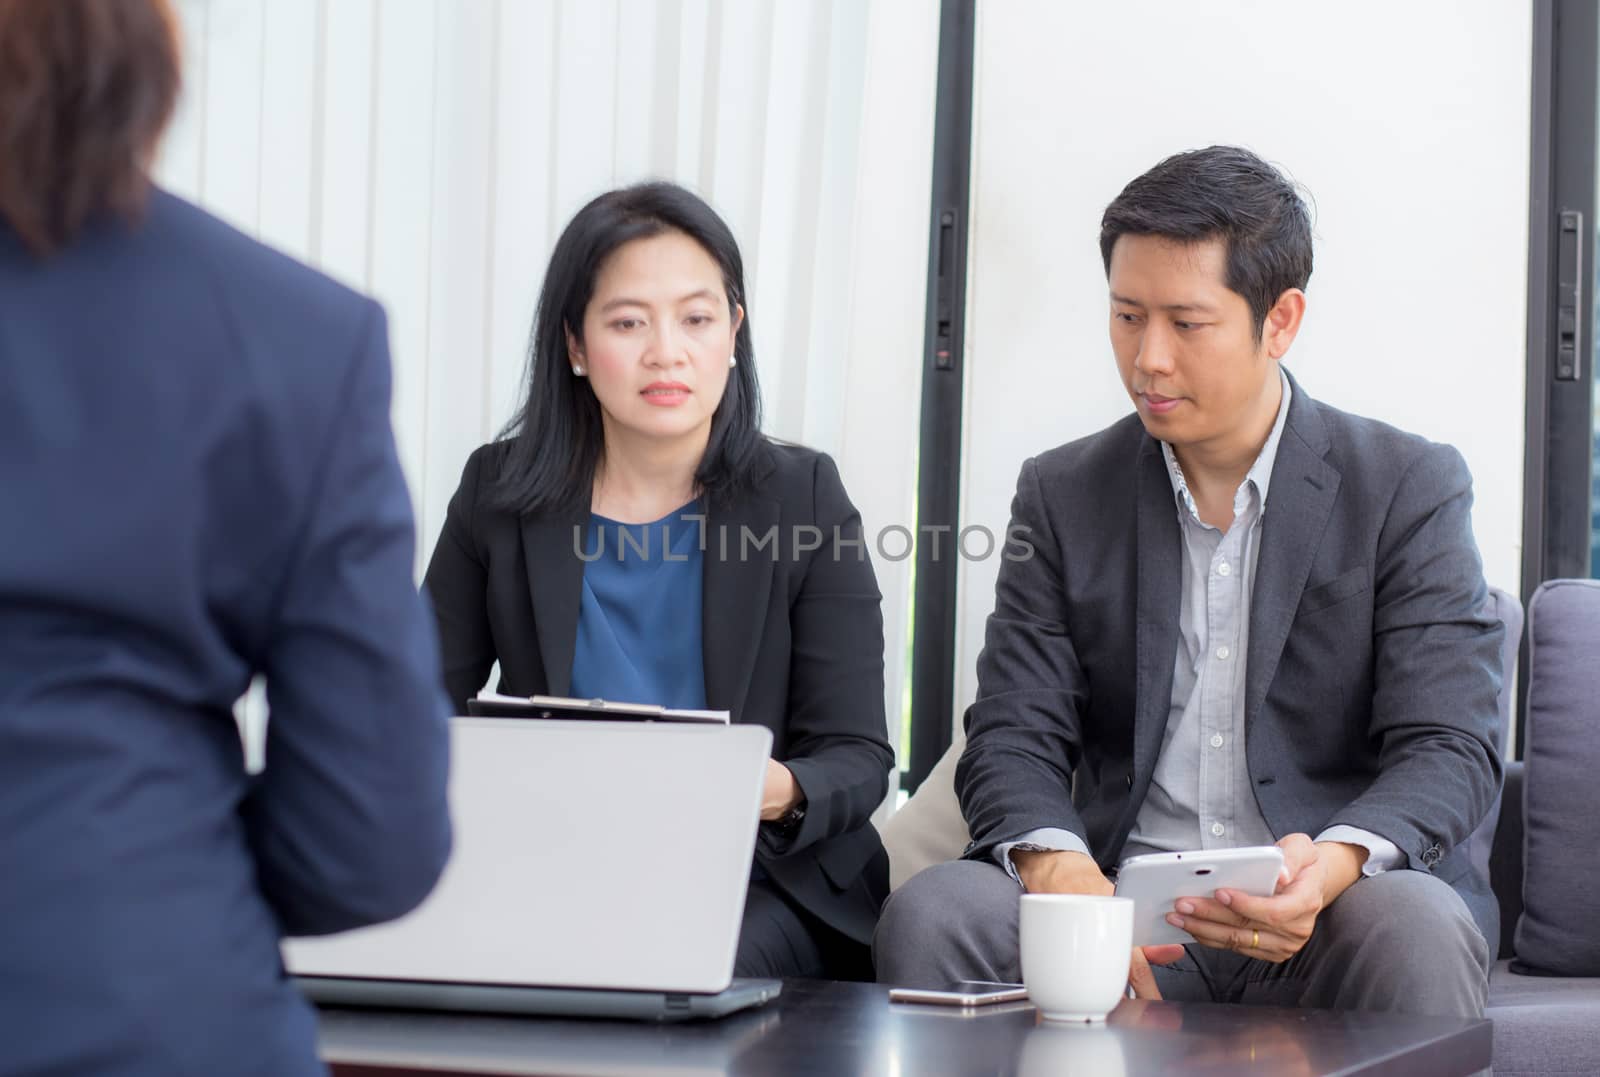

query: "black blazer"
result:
(424, 438), (893, 945)
(957, 373), (1505, 941)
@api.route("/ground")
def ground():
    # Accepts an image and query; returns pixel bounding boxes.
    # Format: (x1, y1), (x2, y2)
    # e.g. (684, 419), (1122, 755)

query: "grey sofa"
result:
(881, 581), (1600, 1074)
(1485, 580), (1600, 1076)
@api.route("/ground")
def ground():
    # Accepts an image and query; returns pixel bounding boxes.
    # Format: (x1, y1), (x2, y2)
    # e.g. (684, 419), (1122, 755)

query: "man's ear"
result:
(1263, 288), (1307, 359)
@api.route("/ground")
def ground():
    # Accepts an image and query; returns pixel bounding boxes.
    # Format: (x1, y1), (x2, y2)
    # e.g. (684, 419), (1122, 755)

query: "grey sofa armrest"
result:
(1513, 579), (1600, 976)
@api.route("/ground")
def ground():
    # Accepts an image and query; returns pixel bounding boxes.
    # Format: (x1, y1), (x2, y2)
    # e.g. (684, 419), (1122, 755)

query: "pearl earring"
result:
(571, 365), (585, 376)
(728, 354), (738, 369)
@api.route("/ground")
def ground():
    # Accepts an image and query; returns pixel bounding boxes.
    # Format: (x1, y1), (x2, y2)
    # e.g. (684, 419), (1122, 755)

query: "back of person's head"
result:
(1099, 146), (1313, 339)
(496, 181), (764, 516)
(0, 0), (180, 257)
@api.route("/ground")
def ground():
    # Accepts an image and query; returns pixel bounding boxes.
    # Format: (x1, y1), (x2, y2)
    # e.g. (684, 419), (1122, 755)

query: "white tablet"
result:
(1114, 846), (1285, 947)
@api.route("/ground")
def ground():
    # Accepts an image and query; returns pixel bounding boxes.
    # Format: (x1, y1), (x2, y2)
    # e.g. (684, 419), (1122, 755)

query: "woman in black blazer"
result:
(424, 182), (893, 979)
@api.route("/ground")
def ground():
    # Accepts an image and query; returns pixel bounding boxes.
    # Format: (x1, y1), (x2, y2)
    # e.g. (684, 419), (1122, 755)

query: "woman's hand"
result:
(760, 759), (803, 821)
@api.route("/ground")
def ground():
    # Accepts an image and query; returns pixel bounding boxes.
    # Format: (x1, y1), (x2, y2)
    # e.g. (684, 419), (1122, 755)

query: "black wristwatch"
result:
(774, 803), (806, 838)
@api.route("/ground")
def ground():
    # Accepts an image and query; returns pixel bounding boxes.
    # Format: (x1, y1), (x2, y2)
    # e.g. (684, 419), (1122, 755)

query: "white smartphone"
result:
(1114, 845), (1286, 947)
(887, 980), (1030, 1006)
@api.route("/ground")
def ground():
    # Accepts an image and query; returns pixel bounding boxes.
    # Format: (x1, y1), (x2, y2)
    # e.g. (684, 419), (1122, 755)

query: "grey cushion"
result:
(880, 733), (970, 890)
(1488, 959), (1600, 1075)
(1514, 580), (1600, 976)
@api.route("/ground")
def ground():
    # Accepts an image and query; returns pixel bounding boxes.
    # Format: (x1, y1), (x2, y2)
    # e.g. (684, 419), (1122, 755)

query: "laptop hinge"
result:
(664, 994), (694, 1012)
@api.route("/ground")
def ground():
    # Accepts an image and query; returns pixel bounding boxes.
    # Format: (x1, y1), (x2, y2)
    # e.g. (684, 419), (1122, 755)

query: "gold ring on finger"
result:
(1252, 929), (1259, 950)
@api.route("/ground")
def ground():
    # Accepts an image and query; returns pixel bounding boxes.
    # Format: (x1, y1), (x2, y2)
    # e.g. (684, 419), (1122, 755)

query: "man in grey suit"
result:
(874, 146), (1500, 1018)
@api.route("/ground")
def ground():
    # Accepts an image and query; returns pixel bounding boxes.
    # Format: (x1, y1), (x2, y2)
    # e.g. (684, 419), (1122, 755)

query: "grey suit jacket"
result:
(956, 374), (1505, 939)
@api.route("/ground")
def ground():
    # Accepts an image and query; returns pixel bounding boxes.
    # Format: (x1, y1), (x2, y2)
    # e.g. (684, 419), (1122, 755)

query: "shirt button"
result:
(1210, 733), (1224, 748)
(1215, 645), (1231, 660)
(1211, 822), (1226, 837)
(1217, 561), (1232, 577)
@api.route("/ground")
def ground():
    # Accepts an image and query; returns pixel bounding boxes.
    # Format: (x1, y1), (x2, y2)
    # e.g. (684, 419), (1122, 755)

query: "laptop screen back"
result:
(283, 717), (771, 995)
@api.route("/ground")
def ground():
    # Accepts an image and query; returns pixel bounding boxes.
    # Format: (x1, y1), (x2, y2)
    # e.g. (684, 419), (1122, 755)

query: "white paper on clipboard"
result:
(465, 691), (730, 725)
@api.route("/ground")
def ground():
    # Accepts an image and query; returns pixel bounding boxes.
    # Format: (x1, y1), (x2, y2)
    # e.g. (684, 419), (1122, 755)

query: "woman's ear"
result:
(565, 325), (584, 366)
(730, 303), (745, 339)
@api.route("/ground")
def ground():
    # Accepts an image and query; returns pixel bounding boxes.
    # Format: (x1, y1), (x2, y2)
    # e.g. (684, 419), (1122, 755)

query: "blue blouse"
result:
(570, 499), (706, 709)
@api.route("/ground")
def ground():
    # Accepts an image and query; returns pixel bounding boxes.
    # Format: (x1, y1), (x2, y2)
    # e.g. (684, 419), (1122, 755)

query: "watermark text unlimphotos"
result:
(573, 516), (1035, 564)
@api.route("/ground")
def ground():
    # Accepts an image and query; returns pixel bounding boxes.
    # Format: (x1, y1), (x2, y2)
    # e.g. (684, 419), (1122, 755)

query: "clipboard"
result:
(465, 691), (730, 725)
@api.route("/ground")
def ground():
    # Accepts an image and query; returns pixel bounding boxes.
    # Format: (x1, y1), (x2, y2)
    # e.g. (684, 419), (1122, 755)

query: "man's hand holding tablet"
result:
(1124, 834), (1371, 962)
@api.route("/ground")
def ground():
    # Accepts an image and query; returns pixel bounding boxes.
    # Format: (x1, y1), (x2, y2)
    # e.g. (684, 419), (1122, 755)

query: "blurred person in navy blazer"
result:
(0, 2), (452, 1074)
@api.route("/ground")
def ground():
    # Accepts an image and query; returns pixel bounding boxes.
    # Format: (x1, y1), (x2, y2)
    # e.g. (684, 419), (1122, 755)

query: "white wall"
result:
(954, 1), (1533, 727)
(157, 0), (939, 763)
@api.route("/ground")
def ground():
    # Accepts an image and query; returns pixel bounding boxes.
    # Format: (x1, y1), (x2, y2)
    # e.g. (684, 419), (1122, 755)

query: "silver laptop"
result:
(285, 716), (782, 1021)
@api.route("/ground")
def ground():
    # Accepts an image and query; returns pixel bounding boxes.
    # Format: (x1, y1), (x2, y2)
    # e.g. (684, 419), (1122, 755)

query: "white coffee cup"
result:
(1019, 894), (1134, 1023)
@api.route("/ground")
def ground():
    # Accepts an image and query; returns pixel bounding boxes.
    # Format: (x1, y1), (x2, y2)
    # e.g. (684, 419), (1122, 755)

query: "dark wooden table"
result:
(318, 979), (1491, 1076)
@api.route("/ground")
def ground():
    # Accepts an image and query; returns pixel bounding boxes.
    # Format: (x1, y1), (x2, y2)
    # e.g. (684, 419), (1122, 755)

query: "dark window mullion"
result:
(906, 0), (976, 793)
(1520, 0), (1599, 751)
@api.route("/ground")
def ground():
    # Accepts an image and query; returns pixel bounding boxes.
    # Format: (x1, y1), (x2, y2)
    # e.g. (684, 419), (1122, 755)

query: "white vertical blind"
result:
(158, 0), (937, 763)
(258, 1), (319, 256)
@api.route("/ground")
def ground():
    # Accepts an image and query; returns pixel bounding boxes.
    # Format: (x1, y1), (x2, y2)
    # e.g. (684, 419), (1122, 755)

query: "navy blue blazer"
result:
(0, 192), (452, 1076)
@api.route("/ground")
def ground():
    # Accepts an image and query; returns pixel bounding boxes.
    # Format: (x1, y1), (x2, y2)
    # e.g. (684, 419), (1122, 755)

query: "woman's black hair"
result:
(490, 181), (763, 515)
